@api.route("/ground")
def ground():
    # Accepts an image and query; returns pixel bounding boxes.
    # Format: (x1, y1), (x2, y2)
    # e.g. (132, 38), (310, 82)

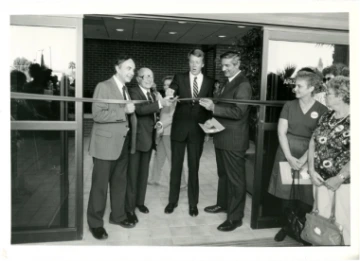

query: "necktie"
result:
(193, 77), (198, 98)
(147, 91), (154, 103)
(122, 86), (127, 101)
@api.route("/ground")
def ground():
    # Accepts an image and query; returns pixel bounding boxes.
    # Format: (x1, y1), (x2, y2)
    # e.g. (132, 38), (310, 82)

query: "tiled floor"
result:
(43, 137), (292, 246)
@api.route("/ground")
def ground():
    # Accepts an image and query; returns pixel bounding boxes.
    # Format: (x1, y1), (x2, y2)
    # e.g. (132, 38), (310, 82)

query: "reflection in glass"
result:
(10, 26), (76, 121)
(11, 131), (76, 230)
(266, 41), (349, 102)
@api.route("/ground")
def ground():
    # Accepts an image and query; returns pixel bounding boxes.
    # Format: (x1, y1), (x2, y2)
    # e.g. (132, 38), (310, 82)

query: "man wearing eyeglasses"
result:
(125, 68), (171, 224)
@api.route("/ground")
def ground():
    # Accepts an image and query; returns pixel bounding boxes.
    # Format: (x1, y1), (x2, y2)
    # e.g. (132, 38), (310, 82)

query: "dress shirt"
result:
(139, 85), (162, 109)
(113, 75), (129, 100)
(228, 70), (241, 83)
(189, 72), (204, 98)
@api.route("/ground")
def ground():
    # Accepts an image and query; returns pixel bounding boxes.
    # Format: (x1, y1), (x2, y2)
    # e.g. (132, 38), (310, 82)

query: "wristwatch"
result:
(337, 173), (346, 181)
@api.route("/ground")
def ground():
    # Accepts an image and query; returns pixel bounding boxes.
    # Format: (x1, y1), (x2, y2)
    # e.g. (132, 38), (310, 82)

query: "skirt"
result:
(268, 133), (314, 206)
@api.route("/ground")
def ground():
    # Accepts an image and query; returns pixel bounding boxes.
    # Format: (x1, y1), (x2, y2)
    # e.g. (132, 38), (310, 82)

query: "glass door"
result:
(251, 27), (349, 228)
(10, 15), (84, 243)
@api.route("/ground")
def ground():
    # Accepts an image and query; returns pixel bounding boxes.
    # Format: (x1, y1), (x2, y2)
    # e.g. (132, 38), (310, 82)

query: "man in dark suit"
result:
(200, 51), (252, 231)
(87, 55), (137, 240)
(165, 49), (214, 217)
(126, 68), (171, 224)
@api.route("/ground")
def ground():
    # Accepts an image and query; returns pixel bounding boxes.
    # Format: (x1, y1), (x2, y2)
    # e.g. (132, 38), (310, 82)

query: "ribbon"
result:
(11, 92), (286, 107)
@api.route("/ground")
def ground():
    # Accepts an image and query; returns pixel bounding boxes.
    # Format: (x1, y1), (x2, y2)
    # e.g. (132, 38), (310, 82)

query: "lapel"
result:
(220, 73), (243, 98)
(198, 76), (209, 97)
(136, 85), (148, 101)
(185, 73), (192, 98)
(109, 77), (125, 100)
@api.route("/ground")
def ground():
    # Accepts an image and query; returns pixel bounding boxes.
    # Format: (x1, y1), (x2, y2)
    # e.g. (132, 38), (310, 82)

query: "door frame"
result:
(10, 15), (84, 243)
(251, 26), (349, 229)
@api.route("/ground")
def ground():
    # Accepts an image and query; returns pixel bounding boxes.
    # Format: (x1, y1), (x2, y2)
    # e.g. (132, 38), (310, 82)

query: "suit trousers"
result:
(87, 137), (129, 228)
(126, 148), (152, 212)
(149, 135), (187, 187)
(215, 148), (247, 221)
(169, 139), (203, 206)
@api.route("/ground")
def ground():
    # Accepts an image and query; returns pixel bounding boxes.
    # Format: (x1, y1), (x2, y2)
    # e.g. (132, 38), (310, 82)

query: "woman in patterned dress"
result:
(308, 76), (350, 245)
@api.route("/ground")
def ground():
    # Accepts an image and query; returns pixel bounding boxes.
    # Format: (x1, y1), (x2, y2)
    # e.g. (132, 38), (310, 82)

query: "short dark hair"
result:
(114, 55), (133, 67)
(328, 76), (350, 104)
(296, 67), (324, 95)
(322, 63), (349, 77)
(187, 49), (204, 60)
(162, 75), (173, 84)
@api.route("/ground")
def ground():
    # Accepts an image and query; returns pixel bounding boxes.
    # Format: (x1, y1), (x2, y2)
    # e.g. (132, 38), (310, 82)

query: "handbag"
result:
(300, 186), (344, 246)
(283, 169), (308, 243)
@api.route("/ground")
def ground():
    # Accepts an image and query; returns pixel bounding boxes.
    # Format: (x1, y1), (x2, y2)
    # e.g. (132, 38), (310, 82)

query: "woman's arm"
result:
(308, 135), (324, 186)
(278, 118), (302, 170)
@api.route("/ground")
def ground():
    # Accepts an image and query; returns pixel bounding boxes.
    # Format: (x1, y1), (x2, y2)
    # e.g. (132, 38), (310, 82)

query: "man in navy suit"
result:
(126, 68), (171, 224)
(200, 51), (252, 231)
(164, 49), (214, 217)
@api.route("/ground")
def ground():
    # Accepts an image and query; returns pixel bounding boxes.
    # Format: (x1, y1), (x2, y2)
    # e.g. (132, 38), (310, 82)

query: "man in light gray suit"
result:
(87, 55), (137, 240)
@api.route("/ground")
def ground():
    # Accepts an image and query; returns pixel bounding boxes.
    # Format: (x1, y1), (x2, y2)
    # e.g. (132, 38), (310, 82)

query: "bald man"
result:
(125, 68), (171, 225)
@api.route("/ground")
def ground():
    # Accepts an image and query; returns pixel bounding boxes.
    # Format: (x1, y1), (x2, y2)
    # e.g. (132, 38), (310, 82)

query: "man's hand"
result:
(165, 88), (175, 97)
(125, 103), (135, 114)
(199, 98), (215, 111)
(204, 119), (214, 129)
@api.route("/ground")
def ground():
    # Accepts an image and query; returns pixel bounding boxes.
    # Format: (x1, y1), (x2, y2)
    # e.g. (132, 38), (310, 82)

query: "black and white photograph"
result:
(1, 1), (359, 260)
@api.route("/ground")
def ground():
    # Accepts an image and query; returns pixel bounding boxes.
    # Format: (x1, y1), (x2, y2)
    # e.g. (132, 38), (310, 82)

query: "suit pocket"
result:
(95, 129), (112, 138)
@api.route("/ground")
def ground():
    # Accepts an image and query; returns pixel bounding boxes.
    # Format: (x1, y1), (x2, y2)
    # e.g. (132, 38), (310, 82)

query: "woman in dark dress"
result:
(268, 67), (328, 242)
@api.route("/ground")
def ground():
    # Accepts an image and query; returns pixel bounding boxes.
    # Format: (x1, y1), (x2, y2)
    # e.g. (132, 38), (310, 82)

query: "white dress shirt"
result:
(113, 75), (129, 100)
(228, 70), (241, 83)
(189, 72), (204, 97)
(139, 85), (162, 109)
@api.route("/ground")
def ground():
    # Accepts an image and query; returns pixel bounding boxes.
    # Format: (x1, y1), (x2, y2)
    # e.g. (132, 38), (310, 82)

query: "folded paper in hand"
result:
(279, 161), (312, 185)
(199, 118), (225, 134)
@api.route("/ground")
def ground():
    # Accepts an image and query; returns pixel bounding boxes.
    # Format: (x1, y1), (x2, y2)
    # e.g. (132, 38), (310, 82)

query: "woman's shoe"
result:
(274, 228), (287, 242)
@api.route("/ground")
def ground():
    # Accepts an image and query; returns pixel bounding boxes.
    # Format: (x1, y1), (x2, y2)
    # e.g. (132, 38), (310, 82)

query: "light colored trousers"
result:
(314, 184), (350, 245)
(149, 135), (188, 187)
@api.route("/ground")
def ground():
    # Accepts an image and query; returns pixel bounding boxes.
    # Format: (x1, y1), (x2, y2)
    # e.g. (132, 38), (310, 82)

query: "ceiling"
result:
(84, 15), (254, 45)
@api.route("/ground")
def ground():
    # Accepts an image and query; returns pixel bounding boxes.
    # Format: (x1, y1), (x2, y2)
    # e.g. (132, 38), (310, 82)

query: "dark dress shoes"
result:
(274, 227), (287, 242)
(137, 205), (149, 214)
(189, 205), (199, 217)
(127, 211), (139, 223)
(204, 205), (227, 214)
(109, 218), (135, 228)
(89, 227), (108, 240)
(217, 220), (243, 232)
(164, 203), (178, 214)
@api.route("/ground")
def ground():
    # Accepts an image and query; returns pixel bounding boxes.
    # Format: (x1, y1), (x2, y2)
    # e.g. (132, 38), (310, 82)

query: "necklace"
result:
(329, 112), (349, 128)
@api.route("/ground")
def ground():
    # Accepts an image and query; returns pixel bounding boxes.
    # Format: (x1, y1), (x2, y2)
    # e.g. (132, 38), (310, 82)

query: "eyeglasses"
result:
(323, 77), (333, 82)
(139, 75), (153, 80)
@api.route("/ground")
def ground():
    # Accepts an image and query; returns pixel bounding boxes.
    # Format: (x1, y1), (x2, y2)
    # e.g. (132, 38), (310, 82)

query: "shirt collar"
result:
(113, 75), (125, 88)
(139, 85), (151, 96)
(228, 70), (241, 83)
(189, 72), (203, 79)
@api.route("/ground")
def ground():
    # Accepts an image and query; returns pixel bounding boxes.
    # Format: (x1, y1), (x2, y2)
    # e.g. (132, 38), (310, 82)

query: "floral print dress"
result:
(312, 111), (350, 183)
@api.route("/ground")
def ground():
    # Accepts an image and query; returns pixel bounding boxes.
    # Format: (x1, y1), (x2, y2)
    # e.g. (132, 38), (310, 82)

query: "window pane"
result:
(11, 130), (76, 230)
(10, 26), (76, 121)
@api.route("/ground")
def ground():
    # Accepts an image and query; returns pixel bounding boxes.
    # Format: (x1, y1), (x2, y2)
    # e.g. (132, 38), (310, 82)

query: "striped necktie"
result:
(193, 77), (198, 98)
(146, 91), (154, 103)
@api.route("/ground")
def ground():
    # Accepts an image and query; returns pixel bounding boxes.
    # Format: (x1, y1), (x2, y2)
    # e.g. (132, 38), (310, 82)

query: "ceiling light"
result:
(116, 29), (124, 32)
(218, 35), (227, 38)
(237, 25), (245, 28)
(169, 32), (177, 35)
(178, 21), (187, 24)
(114, 17), (123, 20)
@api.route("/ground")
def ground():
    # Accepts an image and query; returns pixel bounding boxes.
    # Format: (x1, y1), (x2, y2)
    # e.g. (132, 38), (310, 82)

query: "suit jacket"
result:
(213, 72), (252, 151)
(129, 86), (161, 152)
(170, 72), (214, 143)
(88, 77), (131, 160)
